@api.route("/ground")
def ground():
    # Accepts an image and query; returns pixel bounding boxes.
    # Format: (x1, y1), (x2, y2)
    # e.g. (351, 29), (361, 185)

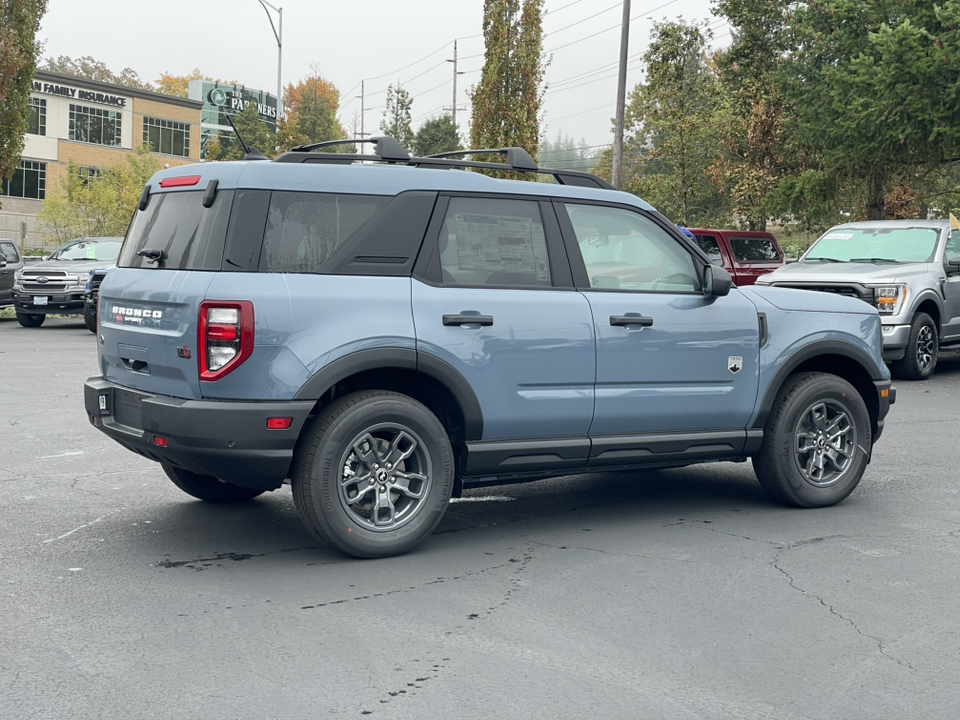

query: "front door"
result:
(556, 202), (761, 465)
(412, 195), (596, 473)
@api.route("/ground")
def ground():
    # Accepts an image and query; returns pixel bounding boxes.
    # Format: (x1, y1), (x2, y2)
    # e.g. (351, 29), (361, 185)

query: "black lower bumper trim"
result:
(84, 377), (314, 491)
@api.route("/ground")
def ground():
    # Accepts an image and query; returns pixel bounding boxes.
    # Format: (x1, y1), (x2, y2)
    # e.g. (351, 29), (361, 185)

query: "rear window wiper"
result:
(803, 257), (844, 263)
(849, 257), (903, 264)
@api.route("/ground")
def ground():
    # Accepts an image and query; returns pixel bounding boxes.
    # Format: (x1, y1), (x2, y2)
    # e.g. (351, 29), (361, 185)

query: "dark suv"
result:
(0, 240), (25, 308)
(84, 139), (895, 558)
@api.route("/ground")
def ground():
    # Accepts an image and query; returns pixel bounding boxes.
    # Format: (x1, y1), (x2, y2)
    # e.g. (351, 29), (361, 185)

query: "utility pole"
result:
(445, 40), (466, 132)
(357, 81), (366, 138)
(612, 0), (631, 189)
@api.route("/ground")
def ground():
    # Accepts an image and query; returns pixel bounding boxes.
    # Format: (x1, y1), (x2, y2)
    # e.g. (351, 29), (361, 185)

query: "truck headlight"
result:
(871, 285), (906, 315)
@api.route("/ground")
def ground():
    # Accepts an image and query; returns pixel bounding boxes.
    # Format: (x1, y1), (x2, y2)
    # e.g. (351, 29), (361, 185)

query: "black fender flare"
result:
(293, 347), (484, 441)
(752, 339), (884, 430)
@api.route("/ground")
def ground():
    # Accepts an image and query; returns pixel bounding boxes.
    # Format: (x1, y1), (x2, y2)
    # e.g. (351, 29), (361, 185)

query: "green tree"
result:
(622, 19), (727, 226)
(782, 0), (960, 220)
(37, 146), (161, 242)
(282, 65), (348, 151)
(380, 83), (414, 149)
(711, 0), (792, 230)
(537, 131), (595, 172)
(413, 114), (461, 156)
(470, 0), (547, 165)
(0, 0), (48, 210)
(40, 55), (153, 91)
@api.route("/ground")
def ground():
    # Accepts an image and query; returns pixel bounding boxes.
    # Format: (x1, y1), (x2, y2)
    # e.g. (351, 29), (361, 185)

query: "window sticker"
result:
(823, 232), (854, 240)
(86, 244), (97, 259)
(451, 213), (550, 281)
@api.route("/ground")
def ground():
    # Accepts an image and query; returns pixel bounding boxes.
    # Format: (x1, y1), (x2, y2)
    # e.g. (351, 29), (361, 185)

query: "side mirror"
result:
(703, 264), (732, 297)
(948, 257), (960, 270)
(0, 258), (6, 268)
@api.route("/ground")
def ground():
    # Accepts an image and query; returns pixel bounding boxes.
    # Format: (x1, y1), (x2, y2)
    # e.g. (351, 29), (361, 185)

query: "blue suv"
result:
(84, 139), (895, 558)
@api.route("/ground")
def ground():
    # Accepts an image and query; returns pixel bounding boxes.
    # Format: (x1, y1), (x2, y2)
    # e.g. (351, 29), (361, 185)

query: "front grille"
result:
(22, 270), (74, 293)
(23, 281), (69, 292)
(770, 282), (876, 306)
(90, 274), (106, 292)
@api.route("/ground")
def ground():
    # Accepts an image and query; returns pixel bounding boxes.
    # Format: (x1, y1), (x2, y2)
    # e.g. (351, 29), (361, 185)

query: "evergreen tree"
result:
(413, 114), (461, 156)
(380, 84), (414, 150)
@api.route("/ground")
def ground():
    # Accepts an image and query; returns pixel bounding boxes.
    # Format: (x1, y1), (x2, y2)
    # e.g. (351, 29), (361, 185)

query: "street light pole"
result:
(256, 0), (283, 124)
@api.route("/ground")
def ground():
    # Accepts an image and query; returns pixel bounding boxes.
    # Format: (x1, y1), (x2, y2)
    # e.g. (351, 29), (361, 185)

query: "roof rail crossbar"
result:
(289, 136), (410, 162)
(427, 147), (539, 172)
(411, 152), (616, 190)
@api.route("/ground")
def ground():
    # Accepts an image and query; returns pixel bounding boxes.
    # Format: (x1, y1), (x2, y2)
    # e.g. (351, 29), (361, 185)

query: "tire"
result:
(292, 391), (455, 559)
(83, 305), (97, 333)
(162, 464), (265, 503)
(753, 372), (871, 508)
(891, 312), (938, 381)
(16, 312), (44, 328)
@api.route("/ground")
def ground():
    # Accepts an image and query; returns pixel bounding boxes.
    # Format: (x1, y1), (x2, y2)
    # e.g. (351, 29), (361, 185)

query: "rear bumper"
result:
(84, 377), (314, 491)
(873, 379), (896, 444)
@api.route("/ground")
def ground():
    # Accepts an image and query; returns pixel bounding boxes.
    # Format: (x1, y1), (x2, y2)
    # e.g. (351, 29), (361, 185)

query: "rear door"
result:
(942, 228), (960, 342)
(412, 195), (595, 470)
(0, 241), (19, 304)
(726, 233), (784, 285)
(99, 186), (234, 400)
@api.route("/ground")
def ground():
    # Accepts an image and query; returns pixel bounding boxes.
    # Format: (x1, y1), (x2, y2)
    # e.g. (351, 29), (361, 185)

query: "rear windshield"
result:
(118, 189), (234, 270)
(804, 227), (939, 264)
(0, 241), (19, 263)
(259, 191), (388, 273)
(50, 238), (123, 262)
(729, 236), (782, 263)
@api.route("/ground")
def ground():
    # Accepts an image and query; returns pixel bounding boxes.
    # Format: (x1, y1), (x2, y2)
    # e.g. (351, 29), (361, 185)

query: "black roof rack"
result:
(272, 136), (614, 190)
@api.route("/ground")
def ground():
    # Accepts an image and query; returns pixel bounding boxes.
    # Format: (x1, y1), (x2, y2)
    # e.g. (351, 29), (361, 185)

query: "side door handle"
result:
(610, 314), (654, 327)
(443, 313), (494, 327)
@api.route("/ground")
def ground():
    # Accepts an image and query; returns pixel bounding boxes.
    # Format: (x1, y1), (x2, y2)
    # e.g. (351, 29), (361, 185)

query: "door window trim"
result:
(553, 199), (710, 294)
(413, 192), (575, 290)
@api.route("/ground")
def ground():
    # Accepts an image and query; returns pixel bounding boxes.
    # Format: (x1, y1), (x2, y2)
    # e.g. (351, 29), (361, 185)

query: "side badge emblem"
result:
(728, 356), (743, 374)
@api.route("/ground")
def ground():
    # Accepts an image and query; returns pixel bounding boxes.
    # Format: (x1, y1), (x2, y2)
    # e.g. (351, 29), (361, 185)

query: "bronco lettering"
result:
(110, 306), (163, 319)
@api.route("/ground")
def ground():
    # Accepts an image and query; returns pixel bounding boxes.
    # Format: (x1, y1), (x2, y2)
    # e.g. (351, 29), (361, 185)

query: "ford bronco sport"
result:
(84, 138), (895, 558)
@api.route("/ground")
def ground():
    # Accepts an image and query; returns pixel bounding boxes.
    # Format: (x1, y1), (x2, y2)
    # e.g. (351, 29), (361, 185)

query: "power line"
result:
(548, 0), (587, 15)
(545, 1), (622, 37)
(546, 0), (681, 53)
(548, 51), (644, 89)
(547, 60), (643, 94)
(548, 103), (615, 122)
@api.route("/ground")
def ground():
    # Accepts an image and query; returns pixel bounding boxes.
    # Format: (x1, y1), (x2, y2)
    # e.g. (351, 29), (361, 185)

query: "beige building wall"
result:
(132, 97), (202, 162)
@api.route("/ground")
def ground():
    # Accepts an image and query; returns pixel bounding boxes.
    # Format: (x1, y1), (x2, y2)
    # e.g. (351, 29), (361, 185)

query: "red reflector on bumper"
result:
(266, 417), (293, 430)
(153, 436), (169, 447)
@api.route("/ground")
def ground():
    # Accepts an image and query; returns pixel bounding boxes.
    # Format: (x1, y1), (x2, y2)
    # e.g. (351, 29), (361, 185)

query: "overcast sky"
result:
(38, 0), (723, 159)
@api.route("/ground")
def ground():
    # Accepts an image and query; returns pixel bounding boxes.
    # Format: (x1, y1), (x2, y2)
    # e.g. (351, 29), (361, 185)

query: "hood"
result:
(757, 260), (933, 284)
(22, 258), (116, 273)
(741, 285), (877, 314)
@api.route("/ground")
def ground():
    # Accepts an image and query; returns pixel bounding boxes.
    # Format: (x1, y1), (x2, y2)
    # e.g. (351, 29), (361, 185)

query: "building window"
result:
(69, 104), (122, 146)
(1, 160), (46, 200)
(28, 97), (46, 136)
(71, 166), (102, 186)
(143, 116), (190, 157)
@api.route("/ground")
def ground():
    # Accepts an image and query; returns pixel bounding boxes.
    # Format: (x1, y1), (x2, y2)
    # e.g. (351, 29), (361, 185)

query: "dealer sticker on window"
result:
(823, 232), (854, 240)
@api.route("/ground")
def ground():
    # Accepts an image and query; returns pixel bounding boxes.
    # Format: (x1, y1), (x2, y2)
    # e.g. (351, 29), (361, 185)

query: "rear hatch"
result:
(99, 174), (235, 400)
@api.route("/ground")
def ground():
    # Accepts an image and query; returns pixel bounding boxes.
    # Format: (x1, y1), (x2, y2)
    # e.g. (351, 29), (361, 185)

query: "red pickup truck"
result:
(685, 228), (786, 286)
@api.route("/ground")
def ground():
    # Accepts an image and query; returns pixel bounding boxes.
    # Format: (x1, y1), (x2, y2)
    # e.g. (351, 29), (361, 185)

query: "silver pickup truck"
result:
(757, 219), (960, 380)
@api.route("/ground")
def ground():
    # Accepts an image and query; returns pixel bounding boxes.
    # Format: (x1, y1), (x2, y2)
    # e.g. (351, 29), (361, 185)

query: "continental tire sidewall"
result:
(760, 373), (871, 508)
(300, 394), (454, 558)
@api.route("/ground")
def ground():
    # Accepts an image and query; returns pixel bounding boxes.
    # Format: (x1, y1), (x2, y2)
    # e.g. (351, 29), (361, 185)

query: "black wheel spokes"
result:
(795, 401), (856, 487)
(917, 325), (935, 370)
(338, 425), (431, 531)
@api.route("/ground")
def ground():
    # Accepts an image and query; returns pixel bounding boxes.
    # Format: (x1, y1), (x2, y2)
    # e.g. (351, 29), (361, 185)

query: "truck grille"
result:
(769, 282), (876, 306)
(22, 270), (72, 292)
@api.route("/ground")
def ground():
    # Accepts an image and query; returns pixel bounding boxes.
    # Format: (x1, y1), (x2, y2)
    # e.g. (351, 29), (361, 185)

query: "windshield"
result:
(50, 238), (123, 262)
(804, 227), (939, 264)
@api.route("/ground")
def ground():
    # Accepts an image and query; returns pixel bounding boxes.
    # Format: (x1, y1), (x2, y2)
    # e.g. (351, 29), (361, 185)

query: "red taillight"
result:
(153, 436), (168, 447)
(198, 301), (254, 381)
(266, 417), (293, 430)
(159, 175), (201, 188)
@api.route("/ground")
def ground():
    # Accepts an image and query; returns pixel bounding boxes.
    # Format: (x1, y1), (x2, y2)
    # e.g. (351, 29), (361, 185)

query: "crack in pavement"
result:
(771, 547), (915, 672)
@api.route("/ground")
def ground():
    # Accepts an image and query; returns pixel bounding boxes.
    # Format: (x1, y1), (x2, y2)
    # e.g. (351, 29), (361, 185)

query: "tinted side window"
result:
(260, 192), (388, 273)
(729, 236), (782, 262)
(564, 204), (700, 293)
(119, 190), (234, 270)
(439, 197), (552, 287)
(694, 234), (724, 266)
(0, 242), (19, 263)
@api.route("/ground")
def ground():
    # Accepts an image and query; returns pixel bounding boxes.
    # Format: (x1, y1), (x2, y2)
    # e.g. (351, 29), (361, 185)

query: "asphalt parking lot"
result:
(2, 315), (960, 719)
